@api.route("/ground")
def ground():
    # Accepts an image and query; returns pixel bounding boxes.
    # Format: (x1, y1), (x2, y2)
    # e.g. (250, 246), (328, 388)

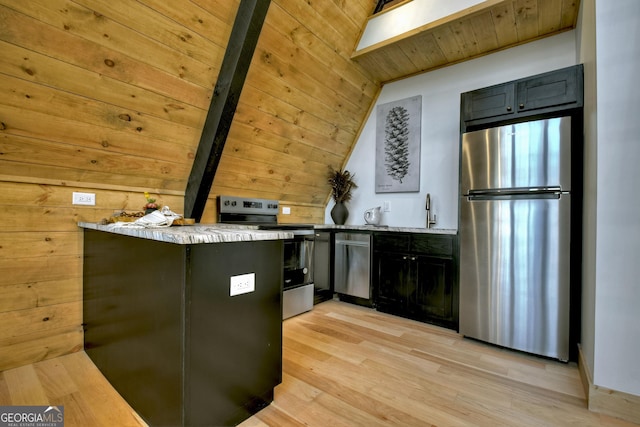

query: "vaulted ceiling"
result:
(0, 0), (579, 223)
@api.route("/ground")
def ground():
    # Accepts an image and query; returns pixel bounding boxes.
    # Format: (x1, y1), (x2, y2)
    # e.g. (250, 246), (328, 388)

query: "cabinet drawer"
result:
(411, 234), (453, 257)
(373, 233), (409, 252)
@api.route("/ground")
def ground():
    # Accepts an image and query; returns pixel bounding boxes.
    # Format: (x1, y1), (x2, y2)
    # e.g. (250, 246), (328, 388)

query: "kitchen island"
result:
(80, 223), (291, 427)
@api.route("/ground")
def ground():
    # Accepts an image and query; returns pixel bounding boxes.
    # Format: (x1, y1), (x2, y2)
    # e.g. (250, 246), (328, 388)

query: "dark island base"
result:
(83, 229), (283, 426)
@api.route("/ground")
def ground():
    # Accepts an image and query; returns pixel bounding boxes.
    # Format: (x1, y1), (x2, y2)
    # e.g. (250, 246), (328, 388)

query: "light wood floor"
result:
(1, 300), (636, 426)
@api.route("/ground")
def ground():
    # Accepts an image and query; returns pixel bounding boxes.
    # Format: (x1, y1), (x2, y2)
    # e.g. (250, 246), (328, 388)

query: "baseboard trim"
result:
(578, 344), (640, 424)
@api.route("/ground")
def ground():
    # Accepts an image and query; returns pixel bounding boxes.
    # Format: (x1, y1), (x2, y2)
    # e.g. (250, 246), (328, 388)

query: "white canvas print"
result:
(375, 95), (422, 193)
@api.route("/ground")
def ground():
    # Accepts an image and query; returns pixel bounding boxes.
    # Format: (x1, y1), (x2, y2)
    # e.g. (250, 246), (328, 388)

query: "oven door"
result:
(283, 235), (314, 290)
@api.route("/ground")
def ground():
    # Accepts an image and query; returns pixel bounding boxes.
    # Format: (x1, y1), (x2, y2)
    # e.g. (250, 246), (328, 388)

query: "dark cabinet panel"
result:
(412, 234), (453, 257)
(461, 65), (583, 128)
(374, 232), (457, 330)
(375, 233), (410, 252)
(313, 231), (333, 303)
(376, 253), (410, 310)
(412, 256), (453, 322)
(462, 83), (515, 121)
(83, 230), (283, 427)
(516, 66), (579, 112)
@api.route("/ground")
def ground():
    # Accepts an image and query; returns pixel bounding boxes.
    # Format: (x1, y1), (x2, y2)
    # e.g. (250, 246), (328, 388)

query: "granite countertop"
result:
(78, 222), (293, 245)
(314, 224), (457, 235)
(79, 221), (456, 244)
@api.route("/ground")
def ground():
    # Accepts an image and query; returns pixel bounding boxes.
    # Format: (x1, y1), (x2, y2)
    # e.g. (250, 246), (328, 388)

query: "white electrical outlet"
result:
(72, 192), (96, 206)
(230, 273), (255, 296)
(282, 206), (291, 215)
(383, 201), (391, 212)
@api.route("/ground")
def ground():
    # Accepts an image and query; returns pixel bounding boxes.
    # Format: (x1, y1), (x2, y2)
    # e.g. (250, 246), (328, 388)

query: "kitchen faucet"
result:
(426, 193), (437, 229)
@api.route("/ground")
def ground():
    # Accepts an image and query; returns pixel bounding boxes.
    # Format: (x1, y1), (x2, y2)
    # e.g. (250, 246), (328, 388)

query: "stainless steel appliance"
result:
(459, 116), (572, 361)
(217, 196), (315, 319)
(334, 232), (372, 305)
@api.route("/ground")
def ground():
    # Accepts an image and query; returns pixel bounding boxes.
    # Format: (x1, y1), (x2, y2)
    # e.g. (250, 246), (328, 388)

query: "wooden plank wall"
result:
(0, 181), (190, 371)
(0, 0), (378, 370)
(0, 0), (232, 371)
(212, 0), (379, 213)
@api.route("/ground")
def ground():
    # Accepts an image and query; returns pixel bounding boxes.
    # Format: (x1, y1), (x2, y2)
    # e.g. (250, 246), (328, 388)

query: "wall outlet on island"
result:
(282, 206), (291, 215)
(230, 273), (255, 296)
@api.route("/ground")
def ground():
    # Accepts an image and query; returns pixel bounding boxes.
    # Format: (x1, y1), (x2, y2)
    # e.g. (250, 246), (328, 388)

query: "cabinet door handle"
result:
(411, 256), (417, 261)
(506, 106), (512, 111)
(519, 103), (525, 109)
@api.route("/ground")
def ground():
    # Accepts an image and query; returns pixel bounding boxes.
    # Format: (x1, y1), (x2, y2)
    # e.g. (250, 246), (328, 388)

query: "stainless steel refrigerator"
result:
(459, 116), (572, 361)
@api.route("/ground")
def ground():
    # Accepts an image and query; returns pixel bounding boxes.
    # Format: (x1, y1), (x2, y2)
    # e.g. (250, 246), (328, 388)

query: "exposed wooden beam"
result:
(185, 0), (271, 221)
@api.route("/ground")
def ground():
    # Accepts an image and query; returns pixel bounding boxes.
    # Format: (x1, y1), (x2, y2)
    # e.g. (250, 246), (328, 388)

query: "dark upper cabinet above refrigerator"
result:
(462, 83), (516, 121)
(516, 66), (581, 112)
(461, 65), (584, 129)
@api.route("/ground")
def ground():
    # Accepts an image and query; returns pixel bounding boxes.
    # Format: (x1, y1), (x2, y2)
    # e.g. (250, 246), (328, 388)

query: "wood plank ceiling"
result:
(354, 0), (581, 83)
(0, 0), (580, 223)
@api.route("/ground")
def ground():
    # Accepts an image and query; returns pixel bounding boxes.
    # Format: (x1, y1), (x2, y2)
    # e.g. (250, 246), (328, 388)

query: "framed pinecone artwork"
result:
(375, 95), (422, 193)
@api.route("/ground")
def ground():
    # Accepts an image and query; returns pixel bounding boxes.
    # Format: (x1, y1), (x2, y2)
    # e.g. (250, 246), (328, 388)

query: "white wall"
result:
(326, 32), (577, 228)
(592, 0), (640, 395)
(577, 0), (598, 389)
(340, 0), (640, 400)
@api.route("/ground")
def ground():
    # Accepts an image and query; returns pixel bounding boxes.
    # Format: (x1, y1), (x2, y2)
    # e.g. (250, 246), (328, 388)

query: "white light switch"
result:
(383, 201), (390, 212)
(230, 273), (255, 296)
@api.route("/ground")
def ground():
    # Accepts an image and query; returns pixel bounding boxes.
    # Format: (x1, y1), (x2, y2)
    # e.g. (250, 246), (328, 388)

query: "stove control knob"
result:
(303, 267), (308, 274)
(224, 200), (230, 206)
(231, 201), (236, 206)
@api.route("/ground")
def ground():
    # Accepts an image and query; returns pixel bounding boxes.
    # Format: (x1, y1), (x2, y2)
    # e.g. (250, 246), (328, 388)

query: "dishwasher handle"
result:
(335, 239), (370, 247)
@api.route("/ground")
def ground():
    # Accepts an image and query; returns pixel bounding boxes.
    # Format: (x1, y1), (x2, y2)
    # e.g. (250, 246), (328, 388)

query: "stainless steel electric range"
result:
(217, 195), (315, 319)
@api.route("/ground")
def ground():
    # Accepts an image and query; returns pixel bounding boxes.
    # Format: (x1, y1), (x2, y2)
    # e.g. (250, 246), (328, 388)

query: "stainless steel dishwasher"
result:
(334, 232), (371, 305)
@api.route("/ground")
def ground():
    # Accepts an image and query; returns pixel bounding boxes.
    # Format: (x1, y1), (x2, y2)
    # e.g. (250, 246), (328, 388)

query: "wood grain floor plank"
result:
(56, 392), (102, 427)
(0, 373), (11, 404)
(32, 356), (78, 400)
(3, 364), (49, 405)
(58, 352), (145, 427)
(268, 301), (635, 427)
(1, 300), (637, 427)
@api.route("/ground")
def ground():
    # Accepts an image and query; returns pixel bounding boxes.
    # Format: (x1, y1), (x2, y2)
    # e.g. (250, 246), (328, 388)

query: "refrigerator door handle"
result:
(467, 187), (563, 200)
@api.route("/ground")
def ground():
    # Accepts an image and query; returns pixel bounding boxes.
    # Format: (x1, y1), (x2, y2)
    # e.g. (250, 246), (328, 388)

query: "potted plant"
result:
(143, 192), (160, 214)
(327, 167), (357, 224)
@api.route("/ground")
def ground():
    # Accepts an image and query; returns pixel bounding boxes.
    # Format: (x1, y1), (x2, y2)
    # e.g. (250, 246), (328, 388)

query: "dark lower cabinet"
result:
(376, 252), (409, 312)
(413, 255), (454, 323)
(374, 232), (458, 330)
